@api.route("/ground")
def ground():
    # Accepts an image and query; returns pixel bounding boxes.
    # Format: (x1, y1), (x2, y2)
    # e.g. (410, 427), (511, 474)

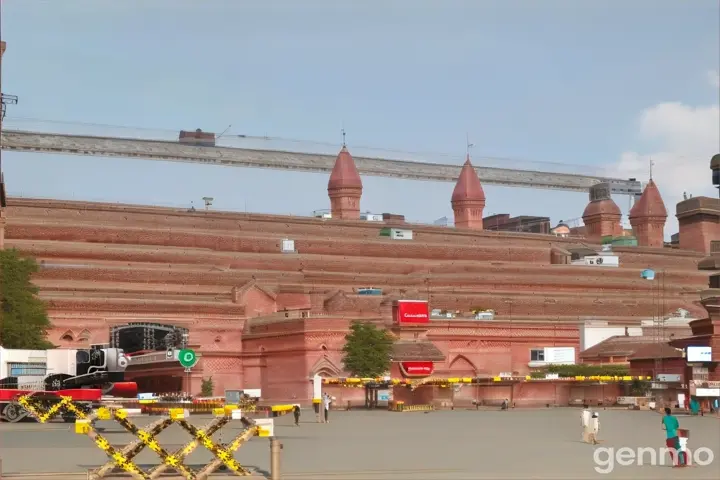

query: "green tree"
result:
(200, 377), (215, 397)
(342, 321), (393, 377)
(629, 379), (650, 396)
(0, 249), (54, 349)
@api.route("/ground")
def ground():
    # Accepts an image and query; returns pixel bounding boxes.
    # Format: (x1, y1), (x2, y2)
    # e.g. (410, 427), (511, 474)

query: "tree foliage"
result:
(0, 249), (54, 349)
(200, 377), (215, 397)
(342, 322), (393, 377)
(629, 379), (651, 396)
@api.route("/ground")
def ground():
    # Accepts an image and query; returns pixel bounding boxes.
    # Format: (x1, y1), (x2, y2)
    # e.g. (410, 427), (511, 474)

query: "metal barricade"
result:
(75, 406), (261, 479)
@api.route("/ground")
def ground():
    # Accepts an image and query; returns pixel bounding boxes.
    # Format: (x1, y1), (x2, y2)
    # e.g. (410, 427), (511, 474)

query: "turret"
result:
(629, 179), (667, 248)
(451, 156), (486, 229)
(327, 145), (362, 220)
(582, 183), (622, 239)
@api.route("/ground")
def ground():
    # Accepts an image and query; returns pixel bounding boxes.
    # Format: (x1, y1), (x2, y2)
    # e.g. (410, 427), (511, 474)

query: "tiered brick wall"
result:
(0, 198), (711, 397)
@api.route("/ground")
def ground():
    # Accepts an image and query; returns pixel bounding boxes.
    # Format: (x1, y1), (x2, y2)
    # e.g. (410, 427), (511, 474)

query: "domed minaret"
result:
(582, 183), (622, 239)
(629, 179), (667, 248)
(451, 155), (486, 229)
(327, 136), (362, 220)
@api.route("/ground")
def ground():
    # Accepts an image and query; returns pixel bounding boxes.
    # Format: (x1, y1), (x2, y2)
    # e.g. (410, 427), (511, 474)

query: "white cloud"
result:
(608, 78), (720, 236)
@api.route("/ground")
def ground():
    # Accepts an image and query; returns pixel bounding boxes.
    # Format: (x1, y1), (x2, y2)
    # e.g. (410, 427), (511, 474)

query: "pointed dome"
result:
(629, 179), (667, 218)
(328, 146), (362, 190)
(451, 156), (485, 202)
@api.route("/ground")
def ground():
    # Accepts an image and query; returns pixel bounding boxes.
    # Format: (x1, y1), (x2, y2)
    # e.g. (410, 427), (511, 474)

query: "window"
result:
(530, 349), (545, 362)
(9, 362), (47, 376)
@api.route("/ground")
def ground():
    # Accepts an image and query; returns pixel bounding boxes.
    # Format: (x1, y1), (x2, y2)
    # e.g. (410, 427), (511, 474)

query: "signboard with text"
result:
(544, 347), (576, 365)
(393, 300), (430, 325)
(687, 346), (712, 362)
(399, 361), (434, 377)
(694, 388), (720, 397)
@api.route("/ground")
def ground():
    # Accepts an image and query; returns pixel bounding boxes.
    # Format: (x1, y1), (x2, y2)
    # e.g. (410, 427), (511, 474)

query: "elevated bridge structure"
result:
(1, 129), (642, 195)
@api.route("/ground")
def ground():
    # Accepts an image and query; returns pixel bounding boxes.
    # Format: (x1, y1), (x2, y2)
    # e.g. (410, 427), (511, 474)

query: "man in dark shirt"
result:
(293, 405), (300, 426)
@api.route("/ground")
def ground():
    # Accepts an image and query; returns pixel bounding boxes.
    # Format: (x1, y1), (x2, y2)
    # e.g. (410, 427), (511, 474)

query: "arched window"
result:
(314, 367), (337, 378)
(78, 329), (91, 342)
(60, 330), (74, 342)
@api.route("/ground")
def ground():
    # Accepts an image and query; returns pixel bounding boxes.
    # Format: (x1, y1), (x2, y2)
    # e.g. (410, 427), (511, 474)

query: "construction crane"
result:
(0, 129), (643, 195)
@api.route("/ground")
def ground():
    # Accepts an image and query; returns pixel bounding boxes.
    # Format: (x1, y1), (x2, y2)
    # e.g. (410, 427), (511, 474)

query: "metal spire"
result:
(649, 157), (654, 180)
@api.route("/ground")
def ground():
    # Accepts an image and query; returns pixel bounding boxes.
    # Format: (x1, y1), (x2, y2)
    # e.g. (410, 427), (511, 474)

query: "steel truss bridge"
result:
(0, 130), (642, 195)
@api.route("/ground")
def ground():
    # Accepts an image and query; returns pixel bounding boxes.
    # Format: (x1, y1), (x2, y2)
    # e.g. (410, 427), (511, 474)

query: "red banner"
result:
(393, 300), (429, 324)
(399, 361), (434, 377)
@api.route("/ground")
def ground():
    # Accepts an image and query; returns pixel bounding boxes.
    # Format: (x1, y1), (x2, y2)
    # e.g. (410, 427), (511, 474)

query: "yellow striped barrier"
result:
(17, 393), (89, 423)
(76, 405), (258, 479)
(269, 404), (294, 417)
(393, 404), (434, 413)
(321, 375), (652, 387)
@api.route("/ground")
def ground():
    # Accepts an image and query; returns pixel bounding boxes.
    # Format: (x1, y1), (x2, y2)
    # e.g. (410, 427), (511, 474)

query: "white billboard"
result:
(695, 388), (720, 397)
(687, 346), (712, 362)
(545, 347), (576, 365)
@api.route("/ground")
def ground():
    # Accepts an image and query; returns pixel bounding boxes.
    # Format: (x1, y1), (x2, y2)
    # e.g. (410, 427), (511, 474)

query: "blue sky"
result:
(2, 0), (718, 232)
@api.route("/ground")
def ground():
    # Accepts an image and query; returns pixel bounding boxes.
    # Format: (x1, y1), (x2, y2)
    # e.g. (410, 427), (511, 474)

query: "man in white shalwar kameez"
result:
(588, 411), (600, 445)
(581, 404), (592, 443)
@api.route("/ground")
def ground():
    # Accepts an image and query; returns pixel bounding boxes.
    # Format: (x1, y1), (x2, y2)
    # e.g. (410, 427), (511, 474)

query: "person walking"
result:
(292, 404), (300, 426)
(661, 407), (684, 467)
(323, 393), (332, 423)
(690, 397), (700, 416)
(588, 411), (600, 445)
(581, 404), (592, 443)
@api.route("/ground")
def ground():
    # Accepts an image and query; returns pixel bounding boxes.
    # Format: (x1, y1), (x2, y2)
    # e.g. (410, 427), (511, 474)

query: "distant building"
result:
(483, 214), (551, 234)
(551, 220), (571, 237)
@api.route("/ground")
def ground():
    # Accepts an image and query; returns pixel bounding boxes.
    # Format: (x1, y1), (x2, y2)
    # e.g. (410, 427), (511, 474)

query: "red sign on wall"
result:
(393, 300), (429, 324)
(399, 361), (434, 377)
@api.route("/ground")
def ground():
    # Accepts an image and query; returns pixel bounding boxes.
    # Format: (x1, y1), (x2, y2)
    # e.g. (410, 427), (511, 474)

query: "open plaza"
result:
(1, 408), (719, 479)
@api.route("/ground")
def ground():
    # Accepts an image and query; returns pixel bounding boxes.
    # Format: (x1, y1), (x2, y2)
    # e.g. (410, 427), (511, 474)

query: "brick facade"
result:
(0, 197), (713, 402)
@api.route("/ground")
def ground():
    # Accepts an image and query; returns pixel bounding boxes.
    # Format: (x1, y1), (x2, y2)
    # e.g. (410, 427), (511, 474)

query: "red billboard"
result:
(393, 300), (429, 324)
(399, 361), (434, 377)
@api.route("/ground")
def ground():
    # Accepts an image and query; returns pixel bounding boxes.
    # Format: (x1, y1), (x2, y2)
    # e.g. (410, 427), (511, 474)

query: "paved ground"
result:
(1, 409), (719, 479)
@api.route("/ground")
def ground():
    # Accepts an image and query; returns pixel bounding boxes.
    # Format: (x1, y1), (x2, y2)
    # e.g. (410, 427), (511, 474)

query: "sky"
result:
(1, 0), (719, 235)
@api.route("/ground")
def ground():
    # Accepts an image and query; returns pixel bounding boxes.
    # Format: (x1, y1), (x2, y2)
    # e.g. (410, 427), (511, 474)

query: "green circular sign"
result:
(178, 349), (197, 368)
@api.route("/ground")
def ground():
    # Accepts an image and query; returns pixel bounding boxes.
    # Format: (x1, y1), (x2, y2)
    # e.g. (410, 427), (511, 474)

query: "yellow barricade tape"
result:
(400, 404), (434, 412)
